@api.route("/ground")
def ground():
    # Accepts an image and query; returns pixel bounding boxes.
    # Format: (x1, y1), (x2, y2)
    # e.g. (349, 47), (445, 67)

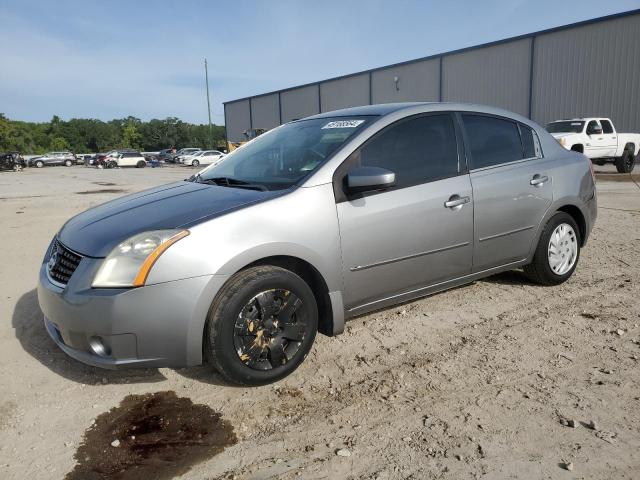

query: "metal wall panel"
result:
(442, 38), (532, 116)
(224, 100), (251, 143)
(532, 14), (640, 132)
(250, 94), (280, 131)
(371, 58), (440, 103)
(320, 74), (370, 112)
(280, 85), (320, 122)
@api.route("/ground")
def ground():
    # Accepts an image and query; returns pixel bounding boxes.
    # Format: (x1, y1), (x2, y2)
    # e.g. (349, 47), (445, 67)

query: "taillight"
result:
(588, 157), (596, 182)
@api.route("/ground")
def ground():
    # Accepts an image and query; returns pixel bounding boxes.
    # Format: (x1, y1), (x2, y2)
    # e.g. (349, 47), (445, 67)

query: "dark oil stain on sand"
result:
(66, 391), (237, 480)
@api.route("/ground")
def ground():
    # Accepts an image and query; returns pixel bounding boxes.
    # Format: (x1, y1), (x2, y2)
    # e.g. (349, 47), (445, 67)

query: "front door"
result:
(334, 113), (474, 311)
(584, 120), (610, 159)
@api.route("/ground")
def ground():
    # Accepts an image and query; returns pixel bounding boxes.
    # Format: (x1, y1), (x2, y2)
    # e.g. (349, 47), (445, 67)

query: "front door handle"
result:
(444, 194), (470, 210)
(530, 174), (549, 187)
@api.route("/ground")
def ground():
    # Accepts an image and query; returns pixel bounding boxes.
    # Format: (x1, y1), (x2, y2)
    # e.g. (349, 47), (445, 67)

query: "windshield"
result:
(545, 121), (585, 134)
(195, 116), (371, 190)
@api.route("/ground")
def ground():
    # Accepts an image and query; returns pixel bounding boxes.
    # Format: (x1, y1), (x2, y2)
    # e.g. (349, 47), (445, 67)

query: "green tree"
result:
(50, 136), (70, 150)
(121, 120), (142, 149)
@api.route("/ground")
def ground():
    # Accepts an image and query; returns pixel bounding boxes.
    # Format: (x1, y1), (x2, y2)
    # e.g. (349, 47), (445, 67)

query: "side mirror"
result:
(346, 166), (396, 193)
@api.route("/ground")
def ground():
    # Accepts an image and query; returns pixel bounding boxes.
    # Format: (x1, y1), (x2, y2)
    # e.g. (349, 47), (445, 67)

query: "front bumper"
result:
(37, 258), (229, 369)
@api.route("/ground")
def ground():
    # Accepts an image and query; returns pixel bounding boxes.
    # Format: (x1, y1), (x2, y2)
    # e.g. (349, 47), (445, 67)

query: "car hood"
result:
(58, 181), (284, 257)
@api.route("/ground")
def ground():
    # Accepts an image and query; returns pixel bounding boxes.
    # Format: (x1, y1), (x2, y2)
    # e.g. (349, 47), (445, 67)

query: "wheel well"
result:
(570, 144), (584, 153)
(557, 205), (587, 246)
(245, 256), (334, 336)
(624, 143), (635, 154)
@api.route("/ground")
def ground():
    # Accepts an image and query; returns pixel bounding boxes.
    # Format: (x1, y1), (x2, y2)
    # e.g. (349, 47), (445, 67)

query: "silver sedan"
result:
(38, 102), (597, 385)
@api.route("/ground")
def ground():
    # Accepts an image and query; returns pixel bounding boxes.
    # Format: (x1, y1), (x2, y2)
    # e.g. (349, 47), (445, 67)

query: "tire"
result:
(35, 160), (44, 168)
(192, 159), (199, 167)
(106, 161), (117, 169)
(64, 159), (73, 167)
(136, 160), (146, 168)
(524, 212), (581, 286)
(204, 265), (318, 386)
(615, 148), (636, 173)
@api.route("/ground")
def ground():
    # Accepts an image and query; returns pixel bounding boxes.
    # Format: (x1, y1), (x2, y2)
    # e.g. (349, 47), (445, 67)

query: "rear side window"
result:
(601, 120), (614, 134)
(519, 124), (543, 159)
(350, 114), (459, 189)
(462, 114), (523, 169)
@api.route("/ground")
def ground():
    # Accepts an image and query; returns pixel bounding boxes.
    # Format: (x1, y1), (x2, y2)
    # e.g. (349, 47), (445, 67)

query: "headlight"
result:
(92, 229), (189, 288)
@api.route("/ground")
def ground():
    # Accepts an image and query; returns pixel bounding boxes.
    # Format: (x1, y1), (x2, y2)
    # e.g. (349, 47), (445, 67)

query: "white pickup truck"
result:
(545, 118), (640, 173)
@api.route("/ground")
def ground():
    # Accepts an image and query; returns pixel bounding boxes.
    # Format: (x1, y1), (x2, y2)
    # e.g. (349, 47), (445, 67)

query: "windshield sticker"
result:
(321, 120), (365, 129)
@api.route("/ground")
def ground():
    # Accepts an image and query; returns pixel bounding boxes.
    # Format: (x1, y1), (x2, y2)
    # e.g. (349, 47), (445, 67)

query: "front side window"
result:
(586, 120), (601, 135)
(344, 114), (459, 189)
(462, 114), (523, 169)
(197, 116), (371, 190)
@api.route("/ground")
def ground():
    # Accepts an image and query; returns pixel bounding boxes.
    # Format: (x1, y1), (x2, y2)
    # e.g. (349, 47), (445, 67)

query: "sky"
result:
(1, 0), (639, 125)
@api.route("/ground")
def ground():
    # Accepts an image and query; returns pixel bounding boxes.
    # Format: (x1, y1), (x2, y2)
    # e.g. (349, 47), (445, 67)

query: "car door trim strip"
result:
(478, 225), (534, 243)
(350, 242), (470, 272)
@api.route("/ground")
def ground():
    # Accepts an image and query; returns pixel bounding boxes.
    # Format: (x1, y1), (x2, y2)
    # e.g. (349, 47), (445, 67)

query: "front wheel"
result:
(524, 212), (580, 286)
(615, 149), (636, 173)
(136, 160), (146, 168)
(204, 266), (318, 386)
(192, 159), (199, 167)
(64, 159), (73, 167)
(35, 160), (44, 168)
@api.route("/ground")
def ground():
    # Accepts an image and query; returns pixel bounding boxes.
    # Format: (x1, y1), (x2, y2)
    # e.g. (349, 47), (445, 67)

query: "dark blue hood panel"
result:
(58, 181), (281, 257)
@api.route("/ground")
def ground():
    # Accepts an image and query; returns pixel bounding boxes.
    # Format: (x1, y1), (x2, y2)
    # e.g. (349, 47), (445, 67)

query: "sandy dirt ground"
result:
(0, 164), (639, 480)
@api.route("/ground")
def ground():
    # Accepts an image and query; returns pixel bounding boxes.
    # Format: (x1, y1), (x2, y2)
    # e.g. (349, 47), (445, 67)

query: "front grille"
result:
(48, 238), (82, 286)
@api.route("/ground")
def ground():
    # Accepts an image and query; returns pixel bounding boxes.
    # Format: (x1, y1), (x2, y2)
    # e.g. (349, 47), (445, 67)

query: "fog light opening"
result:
(89, 337), (111, 357)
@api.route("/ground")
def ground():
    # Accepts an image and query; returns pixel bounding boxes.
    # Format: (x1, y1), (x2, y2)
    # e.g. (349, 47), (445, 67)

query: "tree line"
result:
(0, 114), (227, 154)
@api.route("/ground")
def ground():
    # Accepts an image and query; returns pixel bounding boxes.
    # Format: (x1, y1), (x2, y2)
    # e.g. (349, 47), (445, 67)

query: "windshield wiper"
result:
(200, 177), (269, 191)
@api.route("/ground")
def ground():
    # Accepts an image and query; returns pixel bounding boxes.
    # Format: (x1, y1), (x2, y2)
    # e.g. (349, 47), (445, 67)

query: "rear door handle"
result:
(444, 194), (470, 210)
(530, 174), (549, 187)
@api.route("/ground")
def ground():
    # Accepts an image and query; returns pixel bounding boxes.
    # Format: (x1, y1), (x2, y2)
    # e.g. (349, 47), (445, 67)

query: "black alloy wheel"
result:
(233, 289), (307, 370)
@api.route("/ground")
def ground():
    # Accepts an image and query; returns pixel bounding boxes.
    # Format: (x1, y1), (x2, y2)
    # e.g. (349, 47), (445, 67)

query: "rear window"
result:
(519, 124), (543, 159)
(462, 114), (523, 169)
(546, 121), (584, 134)
(601, 120), (614, 134)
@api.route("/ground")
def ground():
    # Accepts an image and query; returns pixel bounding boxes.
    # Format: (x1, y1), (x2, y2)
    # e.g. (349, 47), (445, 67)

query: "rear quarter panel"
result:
(526, 148), (596, 259)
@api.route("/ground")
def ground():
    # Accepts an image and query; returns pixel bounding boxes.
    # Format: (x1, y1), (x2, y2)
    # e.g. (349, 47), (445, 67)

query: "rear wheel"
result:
(615, 148), (636, 173)
(192, 159), (200, 167)
(524, 212), (580, 286)
(136, 160), (146, 168)
(204, 266), (318, 386)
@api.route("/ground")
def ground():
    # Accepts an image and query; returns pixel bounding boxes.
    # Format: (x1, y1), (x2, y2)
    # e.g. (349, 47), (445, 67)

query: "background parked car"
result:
(111, 151), (147, 168)
(181, 150), (225, 167)
(172, 147), (201, 163)
(157, 148), (176, 162)
(545, 117), (640, 173)
(0, 152), (26, 171)
(27, 151), (77, 168)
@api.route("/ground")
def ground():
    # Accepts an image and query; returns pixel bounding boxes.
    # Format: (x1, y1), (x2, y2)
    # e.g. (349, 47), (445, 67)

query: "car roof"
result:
(304, 102), (431, 119)
(302, 102), (537, 128)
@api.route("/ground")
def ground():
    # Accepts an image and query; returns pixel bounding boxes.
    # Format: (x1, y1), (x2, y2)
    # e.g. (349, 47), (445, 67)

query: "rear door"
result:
(334, 113), (474, 310)
(599, 119), (618, 157)
(461, 113), (553, 272)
